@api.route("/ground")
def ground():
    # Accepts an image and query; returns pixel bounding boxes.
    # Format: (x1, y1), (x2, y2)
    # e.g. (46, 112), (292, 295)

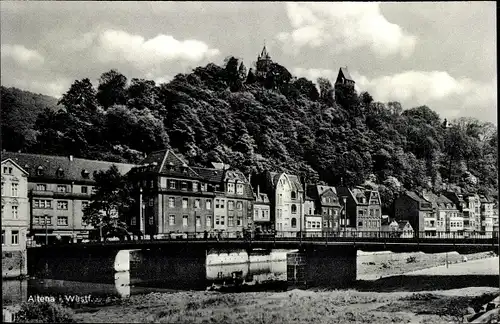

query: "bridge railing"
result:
(36, 230), (499, 246)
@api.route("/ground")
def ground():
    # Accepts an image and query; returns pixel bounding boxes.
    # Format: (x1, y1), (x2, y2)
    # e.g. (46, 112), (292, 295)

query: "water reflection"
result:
(3, 249), (291, 305)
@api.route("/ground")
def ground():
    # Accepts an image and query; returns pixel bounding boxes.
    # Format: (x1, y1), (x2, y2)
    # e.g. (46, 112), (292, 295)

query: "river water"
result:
(2, 249), (291, 306)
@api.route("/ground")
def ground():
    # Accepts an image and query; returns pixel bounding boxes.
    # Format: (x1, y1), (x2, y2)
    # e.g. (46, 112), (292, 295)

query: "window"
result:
(236, 201), (243, 210)
(254, 209), (259, 218)
(131, 217), (137, 225)
(358, 221), (363, 227)
(36, 184), (47, 191)
(227, 182), (235, 194)
(307, 221), (312, 228)
(3, 166), (13, 174)
(261, 210), (265, 219)
(220, 216), (225, 226)
(206, 200), (212, 210)
(206, 216), (211, 227)
(236, 184), (244, 195)
(370, 209), (374, 216)
(237, 217), (242, 226)
(149, 216), (153, 225)
(57, 168), (64, 177)
(228, 200), (234, 210)
(291, 218), (297, 228)
(328, 209), (332, 216)
(11, 183), (18, 197)
(169, 180), (176, 189)
(181, 182), (188, 191)
(43, 216), (52, 226)
(228, 216), (234, 227)
(168, 197), (175, 208)
(182, 215), (188, 227)
(57, 201), (68, 210)
(215, 215), (220, 226)
(11, 230), (19, 245)
(220, 200), (225, 209)
(81, 186), (88, 194)
(291, 204), (297, 214)
(182, 198), (188, 209)
(12, 206), (18, 219)
(193, 182), (199, 192)
(1, 230), (4, 245)
(57, 185), (67, 193)
(169, 215), (175, 226)
(57, 216), (68, 226)
(308, 207), (312, 215)
(291, 191), (296, 199)
(82, 201), (89, 211)
(82, 170), (90, 179)
(358, 210), (364, 217)
(195, 199), (200, 208)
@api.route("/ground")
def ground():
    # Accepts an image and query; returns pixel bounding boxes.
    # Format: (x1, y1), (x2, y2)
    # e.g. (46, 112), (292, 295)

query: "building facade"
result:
(306, 185), (343, 235)
(423, 191), (461, 238)
(337, 186), (382, 236)
(253, 186), (272, 233)
(128, 151), (254, 238)
(479, 195), (495, 236)
(394, 191), (434, 238)
(2, 152), (135, 244)
(251, 171), (304, 237)
(2, 159), (29, 277)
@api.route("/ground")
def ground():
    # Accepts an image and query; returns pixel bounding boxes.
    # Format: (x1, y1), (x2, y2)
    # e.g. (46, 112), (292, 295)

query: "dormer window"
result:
(236, 184), (244, 195)
(167, 162), (174, 171)
(181, 163), (188, 174)
(227, 182), (235, 194)
(56, 167), (64, 178)
(291, 191), (296, 199)
(81, 169), (90, 179)
(36, 165), (44, 176)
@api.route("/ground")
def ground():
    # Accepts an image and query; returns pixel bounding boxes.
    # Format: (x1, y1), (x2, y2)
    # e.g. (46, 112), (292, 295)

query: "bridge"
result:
(27, 231), (499, 290)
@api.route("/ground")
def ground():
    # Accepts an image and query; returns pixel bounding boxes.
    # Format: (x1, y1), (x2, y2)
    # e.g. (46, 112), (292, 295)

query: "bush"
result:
(14, 301), (76, 323)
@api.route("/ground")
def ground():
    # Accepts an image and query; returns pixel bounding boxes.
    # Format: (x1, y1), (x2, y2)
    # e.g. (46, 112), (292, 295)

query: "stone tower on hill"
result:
(255, 45), (272, 79)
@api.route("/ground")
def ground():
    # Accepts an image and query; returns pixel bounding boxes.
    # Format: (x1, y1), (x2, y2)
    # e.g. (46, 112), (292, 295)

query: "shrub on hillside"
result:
(14, 301), (76, 323)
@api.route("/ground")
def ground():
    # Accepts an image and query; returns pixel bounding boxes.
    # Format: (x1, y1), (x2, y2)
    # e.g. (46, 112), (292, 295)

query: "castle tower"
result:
(334, 67), (355, 89)
(255, 44), (272, 79)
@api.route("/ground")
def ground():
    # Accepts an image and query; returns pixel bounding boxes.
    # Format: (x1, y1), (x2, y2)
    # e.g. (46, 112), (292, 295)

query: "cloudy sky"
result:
(1, 2), (496, 123)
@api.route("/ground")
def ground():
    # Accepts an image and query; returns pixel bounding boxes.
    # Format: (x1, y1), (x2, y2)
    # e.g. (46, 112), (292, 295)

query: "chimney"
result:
(69, 155), (73, 161)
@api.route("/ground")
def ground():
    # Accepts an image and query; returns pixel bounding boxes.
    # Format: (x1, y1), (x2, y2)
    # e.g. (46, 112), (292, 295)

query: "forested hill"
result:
(1, 86), (59, 150)
(1, 56), (498, 213)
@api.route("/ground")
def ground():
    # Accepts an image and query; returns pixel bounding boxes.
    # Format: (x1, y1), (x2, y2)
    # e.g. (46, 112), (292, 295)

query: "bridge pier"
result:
(287, 246), (357, 288)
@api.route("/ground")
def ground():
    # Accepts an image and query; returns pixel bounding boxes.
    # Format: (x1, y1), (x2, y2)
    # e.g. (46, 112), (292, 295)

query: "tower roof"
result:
(339, 67), (354, 81)
(259, 45), (270, 59)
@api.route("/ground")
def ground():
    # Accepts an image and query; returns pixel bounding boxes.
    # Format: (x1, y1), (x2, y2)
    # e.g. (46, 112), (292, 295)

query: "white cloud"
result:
(94, 29), (220, 71)
(277, 3), (417, 58)
(292, 67), (497, 123)
(1, 44), (45, 67)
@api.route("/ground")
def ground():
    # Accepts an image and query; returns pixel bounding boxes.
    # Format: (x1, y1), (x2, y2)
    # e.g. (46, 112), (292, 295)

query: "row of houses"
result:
(394, 190), (499, 238)
(2, 150), (498, 262)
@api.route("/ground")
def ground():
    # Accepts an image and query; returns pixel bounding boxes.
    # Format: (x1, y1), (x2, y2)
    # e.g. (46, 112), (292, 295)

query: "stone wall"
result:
(2, 250), (27, 278)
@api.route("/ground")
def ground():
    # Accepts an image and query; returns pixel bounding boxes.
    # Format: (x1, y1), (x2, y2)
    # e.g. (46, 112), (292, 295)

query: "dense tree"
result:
(82, 165), (134, 240)
(1, 59), (497, 207)
(96, 70), (128, 109)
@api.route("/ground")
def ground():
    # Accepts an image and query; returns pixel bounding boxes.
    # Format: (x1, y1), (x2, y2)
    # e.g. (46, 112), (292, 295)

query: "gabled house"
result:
(443, 191), (481, 235)
(2, 158), (29, 277)
(397, 220), (414, 238)
(253, 186), (272, 233)
(337, 186), (382, 236)
(423, 191), (462, 238)
(394, 191), (435, 238)
(251, 171), (304, 237)
(2, 151), (135, 244)
(479, 195), (495, 236)
(128, 149), (210, 238)
(306, 185), (343, 234)
(303, 192), (322, 236)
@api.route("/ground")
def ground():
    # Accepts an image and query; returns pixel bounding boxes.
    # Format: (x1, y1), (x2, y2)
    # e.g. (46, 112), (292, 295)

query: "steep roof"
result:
(397, 220), (412, 230)
(191, 167), (224, 183)
(405, 191), (427, 203)
(2, 151), (136, 183)
(1, 158), (29, 175)
(339, 67), (354, 82)
(267, 171), (303, 192)
(137, 149), (201, 179)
